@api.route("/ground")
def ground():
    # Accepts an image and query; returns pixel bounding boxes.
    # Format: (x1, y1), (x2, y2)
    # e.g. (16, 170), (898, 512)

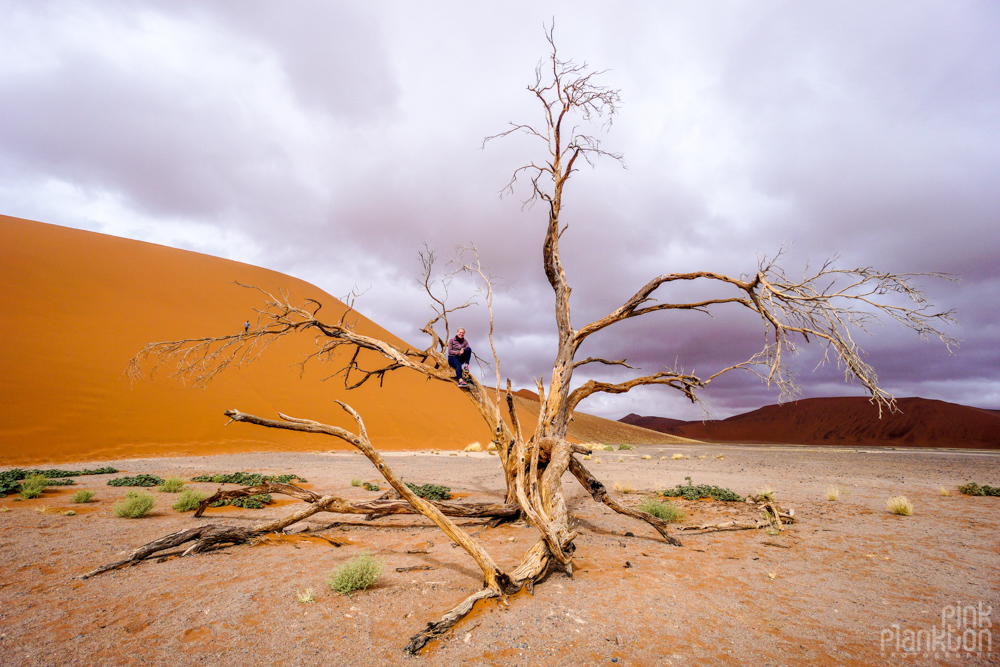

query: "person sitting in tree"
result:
(447, 328), (472, 388)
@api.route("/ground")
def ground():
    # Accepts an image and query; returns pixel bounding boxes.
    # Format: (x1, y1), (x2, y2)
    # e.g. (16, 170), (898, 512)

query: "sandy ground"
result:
(2, 443), (998, 667)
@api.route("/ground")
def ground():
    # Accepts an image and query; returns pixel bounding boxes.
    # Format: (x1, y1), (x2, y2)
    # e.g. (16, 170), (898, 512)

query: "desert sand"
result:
(1, 443), (998, 666)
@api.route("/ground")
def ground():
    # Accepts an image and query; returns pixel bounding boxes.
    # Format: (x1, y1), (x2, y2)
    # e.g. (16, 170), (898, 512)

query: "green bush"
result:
(0, 467), (119, 495)
(173, 489), (208, 512)
(218, 494), (272, 509)
(957, 482), (1000, 496)
(190, 472), (307, 486)
(602, 445), (615, 452)
(618, 444), (634, 451)
(350, 478), (362, 487)
(637, 498), (685, 523)
(327, 554), (383, 594)
(113, 491), (155, 518)
(405, 482), (451, 501)
(157, 477), (186, 493)
(108, 474), (164, 487)
(660, 478), (744, 502)
(70, 490), (95, 503)
(362, 482), (380, 491)
(18, 474), (48, 499)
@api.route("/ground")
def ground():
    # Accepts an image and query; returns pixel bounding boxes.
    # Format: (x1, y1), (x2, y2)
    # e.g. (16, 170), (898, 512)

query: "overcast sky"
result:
(2, 1), (997, 420)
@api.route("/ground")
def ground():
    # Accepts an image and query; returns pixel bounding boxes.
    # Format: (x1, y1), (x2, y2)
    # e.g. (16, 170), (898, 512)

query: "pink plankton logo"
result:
(881, 602), (992, 658)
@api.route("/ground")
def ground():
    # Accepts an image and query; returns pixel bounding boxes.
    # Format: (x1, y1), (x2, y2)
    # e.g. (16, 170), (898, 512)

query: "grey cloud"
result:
(0, 1), (994, 420)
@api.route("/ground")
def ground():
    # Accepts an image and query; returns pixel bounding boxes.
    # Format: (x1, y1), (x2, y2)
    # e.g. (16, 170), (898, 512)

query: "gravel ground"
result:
(1, 443), (998, 666)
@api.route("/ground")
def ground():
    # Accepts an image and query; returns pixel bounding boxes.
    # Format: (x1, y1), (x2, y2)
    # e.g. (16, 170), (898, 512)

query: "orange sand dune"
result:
(0, 215), (521, 465)
(0, 215), (674, 466)
(621, 396), (1000, 448)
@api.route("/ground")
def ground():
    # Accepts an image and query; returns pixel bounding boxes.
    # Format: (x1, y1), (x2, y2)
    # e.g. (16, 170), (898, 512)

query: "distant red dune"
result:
(620, 396), (1000, 449)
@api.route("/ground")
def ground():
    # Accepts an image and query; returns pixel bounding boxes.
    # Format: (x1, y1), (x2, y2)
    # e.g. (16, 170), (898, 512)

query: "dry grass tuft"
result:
(825, 485), (840, 501)
(594, 457), (602, 464)
(613, 481), (636, 494)
(756, 484), (775, 500)
(636, 497), (684, 522)
(617, 456), (624, 463)
(71, 490), (95, 503)
(463, 442), (482, 452)
(582, 454), (592, 461)
(938, 486), (950, 496)
(296, 588), (316, 603)
(327, 554), (383, 594)
(886, 496), (913, 516)
(157, 477), (185, 493)
(671, 453), (684, 460)
(113, 491), (155, 518)
(641, 455), (651, 460)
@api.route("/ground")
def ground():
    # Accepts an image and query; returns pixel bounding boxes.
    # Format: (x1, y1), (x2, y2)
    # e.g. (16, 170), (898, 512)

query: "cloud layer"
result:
(2, 1), (996, 419)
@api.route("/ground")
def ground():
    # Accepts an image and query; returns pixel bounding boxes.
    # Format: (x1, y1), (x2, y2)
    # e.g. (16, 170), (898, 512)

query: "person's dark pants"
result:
(448, 348), (471, 380)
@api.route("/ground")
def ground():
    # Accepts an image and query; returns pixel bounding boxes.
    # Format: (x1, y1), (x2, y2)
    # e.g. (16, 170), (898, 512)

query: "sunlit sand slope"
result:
(0, 216), (521, 465)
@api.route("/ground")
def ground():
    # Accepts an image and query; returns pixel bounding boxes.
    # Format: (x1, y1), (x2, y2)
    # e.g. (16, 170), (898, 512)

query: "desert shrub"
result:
(173, 489), (208, 512)
(213, 494), (272, 509)
(158, 477), (186, 493)
(957, 482), (1000, 496)
(113, 491), (155, 518)
(190, 472), (307, 486)
(886, 496), (913, 516)
(617, 457), (624, 463)
(660, 478), (744, 502)
(637, 498), (685, 523)
(582, 454), (592, 461)
(640, 455), (651, 460)
(70, 490), (95, 503)
(825, 485), (840, 501)
(108, 474), (164, 488)
(297, 588), (316, 603)
(671, 453), (684, 460)
(350, 478), (362, 487)
(405, 482), (451, 501)
(37, 467), (117, 478)
(486, 442), (498, 452)
(602, 445), (615, 452)
(18, 474), (48, 499)
(618, 444), (634, 451)
(1, 467), (119, 495)
(362, 482), (380, 492)
(939, 486), (950, 496)
(327, 554), (383, 594)
(463, 442), (483, 452)
(756, 485), (776, 500)
(613, 481), (635, 494)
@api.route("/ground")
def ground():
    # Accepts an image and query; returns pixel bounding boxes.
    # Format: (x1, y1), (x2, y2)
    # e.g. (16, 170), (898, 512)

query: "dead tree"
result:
(95, 23), (956, 655)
